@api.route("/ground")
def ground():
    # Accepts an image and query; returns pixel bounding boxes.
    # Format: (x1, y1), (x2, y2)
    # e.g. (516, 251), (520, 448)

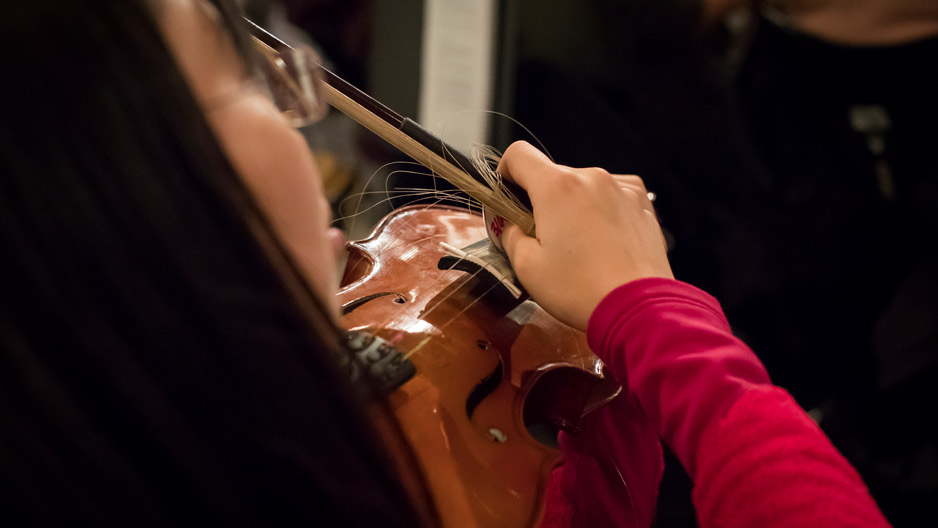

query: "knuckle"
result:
(620, 186), (643, 203)
(584, 167), (616, 190)
(552, 166), (621, 198)
(503, 140), (532, 160)
(555, 170), (590, 194)
(584, 167), (612, 180)
(628, 174), (648, 191)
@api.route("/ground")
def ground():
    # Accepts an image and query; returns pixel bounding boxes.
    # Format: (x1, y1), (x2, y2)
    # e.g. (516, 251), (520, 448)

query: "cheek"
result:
(209, 97), (341, 314)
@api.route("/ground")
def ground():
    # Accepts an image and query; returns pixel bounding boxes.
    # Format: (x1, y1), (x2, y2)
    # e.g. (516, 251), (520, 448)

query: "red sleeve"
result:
(584, 277), (890, 528)
(541, 388), (663, 528)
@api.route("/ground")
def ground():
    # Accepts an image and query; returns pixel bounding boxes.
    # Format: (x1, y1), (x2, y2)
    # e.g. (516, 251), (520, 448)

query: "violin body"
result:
(338, 205), (619, 528)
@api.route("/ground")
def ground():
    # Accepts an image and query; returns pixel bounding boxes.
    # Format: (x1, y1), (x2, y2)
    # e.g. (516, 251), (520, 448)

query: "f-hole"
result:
(341, 292), (407, 315)
(465, 359), (503, 420)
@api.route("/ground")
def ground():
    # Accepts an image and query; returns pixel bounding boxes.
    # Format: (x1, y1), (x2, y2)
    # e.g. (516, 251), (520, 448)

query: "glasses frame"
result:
(242, 17), (535, 226)
(244, 19), (328, 128)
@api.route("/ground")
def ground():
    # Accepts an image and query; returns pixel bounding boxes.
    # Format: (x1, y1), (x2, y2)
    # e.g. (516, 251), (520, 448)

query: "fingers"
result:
(612, 174), (646, 189)
(499, 142), (651, 207)
(491, 148), (674, 329)
(500, 223), (541, 276)
(613, 174), (656, 215)
(496, 141), (557, 194)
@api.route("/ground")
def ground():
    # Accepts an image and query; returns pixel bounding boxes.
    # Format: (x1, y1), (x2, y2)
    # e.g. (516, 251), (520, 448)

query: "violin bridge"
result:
(437, 238), (527, 304)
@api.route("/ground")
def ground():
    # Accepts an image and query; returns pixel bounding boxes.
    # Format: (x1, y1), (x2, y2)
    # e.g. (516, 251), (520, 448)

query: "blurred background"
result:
(243, 0), (938, 525)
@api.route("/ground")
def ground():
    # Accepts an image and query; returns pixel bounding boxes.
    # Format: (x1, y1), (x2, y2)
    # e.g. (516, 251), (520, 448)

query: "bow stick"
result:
(245, 19), (535, 236)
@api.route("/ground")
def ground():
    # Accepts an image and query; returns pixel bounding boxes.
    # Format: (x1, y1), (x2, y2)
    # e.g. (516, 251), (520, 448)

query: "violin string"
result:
(337, 107), (624, 524)
(336, 161), (483, 293)
(392, 140), (532, 337)
(398, 213), (540, 361)
(340, 122), (620, 521)
(336, 106), (523, 310)
(339, 146), (521, 358)
(339, 114), (570, 378)
(379, 137), (512, 321)
(400, 273), (505, 361)
(397, 243), (499, 343)
(361, 231), (496, 346)
(354, 234), (503, 358)
(327, 83), (618, 513)
(350, 257), (495, 361)
(344, 188), (494, 345)
(341, 157), (486, 270)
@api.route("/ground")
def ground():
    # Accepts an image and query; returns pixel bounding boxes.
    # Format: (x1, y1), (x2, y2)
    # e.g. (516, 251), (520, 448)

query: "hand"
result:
(498, 141), (673, 331)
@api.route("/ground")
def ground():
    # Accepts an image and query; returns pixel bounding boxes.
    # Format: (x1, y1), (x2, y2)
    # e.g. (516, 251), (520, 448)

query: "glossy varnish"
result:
(338, 205), (619, 528)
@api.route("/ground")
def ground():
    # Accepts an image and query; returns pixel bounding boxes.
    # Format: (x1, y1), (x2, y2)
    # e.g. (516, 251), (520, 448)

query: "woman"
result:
(1, 0), (418, 524)
(0, 0), (889, 526)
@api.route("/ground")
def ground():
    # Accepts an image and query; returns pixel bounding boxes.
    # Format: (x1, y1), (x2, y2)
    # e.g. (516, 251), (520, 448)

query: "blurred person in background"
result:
(509, 0), (938, 525)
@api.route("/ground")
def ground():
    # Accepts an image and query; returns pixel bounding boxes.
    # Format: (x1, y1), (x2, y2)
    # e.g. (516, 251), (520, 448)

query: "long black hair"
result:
(0, 1), (426, 525)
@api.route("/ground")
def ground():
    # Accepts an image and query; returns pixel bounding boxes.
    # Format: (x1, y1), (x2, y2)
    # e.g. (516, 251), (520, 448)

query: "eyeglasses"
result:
(244, 19), (328, 128)
(242, 17), (542, 231)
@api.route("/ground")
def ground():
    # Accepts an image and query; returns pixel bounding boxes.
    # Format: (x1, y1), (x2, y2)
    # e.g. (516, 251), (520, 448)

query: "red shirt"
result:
(541, 278), (890, 527)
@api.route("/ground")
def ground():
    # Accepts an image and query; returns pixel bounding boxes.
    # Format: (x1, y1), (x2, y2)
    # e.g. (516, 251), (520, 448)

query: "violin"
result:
(246, 19), (623, 525)
(338, 204), (620, 527)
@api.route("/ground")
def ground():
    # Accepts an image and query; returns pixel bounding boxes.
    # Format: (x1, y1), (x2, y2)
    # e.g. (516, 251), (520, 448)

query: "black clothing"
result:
(510, 9), (938, 526)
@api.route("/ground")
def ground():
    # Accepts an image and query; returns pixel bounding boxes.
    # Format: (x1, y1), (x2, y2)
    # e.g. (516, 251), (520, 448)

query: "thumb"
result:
(501, 223), (541, 281)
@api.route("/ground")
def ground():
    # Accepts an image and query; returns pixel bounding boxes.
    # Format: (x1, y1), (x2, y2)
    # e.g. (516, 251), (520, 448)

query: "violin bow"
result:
(245, 19), (535, 234)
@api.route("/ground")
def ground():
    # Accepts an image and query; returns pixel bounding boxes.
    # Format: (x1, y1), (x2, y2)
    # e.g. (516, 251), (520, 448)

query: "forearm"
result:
(692, 385), (890, 527)
(586, 277), (770, 476)
(587, 278), (890, 527)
